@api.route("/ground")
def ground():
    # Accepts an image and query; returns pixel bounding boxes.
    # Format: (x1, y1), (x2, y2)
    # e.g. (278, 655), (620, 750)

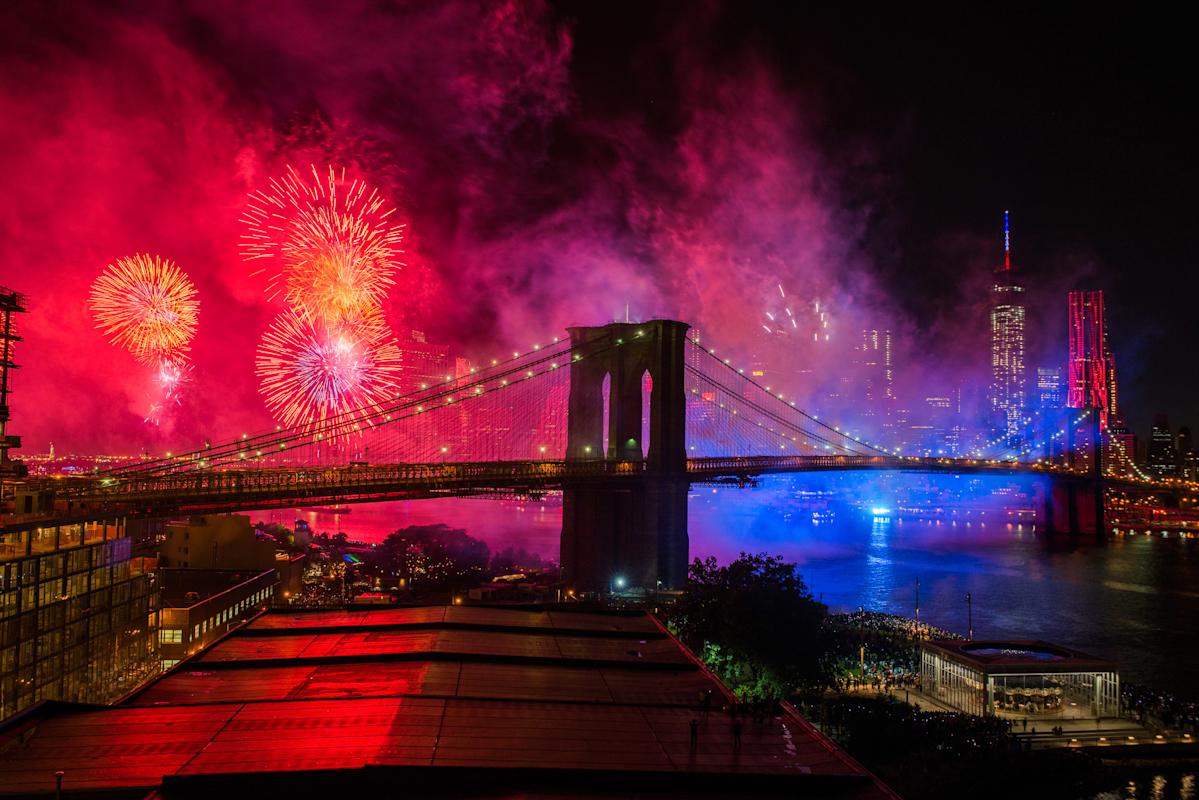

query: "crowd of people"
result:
(822, 610), (961, 692)
(1122, 682), (1199, 731)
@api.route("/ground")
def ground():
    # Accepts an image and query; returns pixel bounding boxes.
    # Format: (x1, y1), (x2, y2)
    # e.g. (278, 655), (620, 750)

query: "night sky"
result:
(0, 1), (1194, 451)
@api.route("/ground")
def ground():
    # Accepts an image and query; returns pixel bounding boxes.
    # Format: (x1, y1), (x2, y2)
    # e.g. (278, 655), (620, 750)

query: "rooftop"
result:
(158, 568), (274, 608)
(922, 639), (1118, 673)
(0, 605), (895, 798)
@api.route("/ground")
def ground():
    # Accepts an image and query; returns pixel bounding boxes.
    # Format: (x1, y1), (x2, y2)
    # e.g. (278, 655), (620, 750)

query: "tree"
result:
(375, 524), (490, 590)
(669, 553), (828, 700)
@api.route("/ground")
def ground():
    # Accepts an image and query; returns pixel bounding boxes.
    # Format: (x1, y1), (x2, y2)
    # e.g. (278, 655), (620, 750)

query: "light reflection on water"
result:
(266, 471), (1199, 700)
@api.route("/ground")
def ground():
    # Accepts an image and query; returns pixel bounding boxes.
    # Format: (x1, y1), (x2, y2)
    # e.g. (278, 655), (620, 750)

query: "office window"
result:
(158, 629), (182, 644)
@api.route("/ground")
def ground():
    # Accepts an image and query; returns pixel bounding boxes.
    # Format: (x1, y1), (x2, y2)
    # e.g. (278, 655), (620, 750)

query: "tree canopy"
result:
(670, 553), (828, 700)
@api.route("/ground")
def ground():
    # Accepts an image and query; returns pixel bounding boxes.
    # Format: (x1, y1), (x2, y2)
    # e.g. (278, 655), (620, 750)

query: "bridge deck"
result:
(0, 456), (1159, 530)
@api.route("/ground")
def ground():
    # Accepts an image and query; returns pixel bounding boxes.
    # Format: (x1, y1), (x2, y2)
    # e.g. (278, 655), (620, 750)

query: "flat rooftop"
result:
(923, 639), (1117, 673)
(158, 568), (273, 608)
(0, 605), (894, 798)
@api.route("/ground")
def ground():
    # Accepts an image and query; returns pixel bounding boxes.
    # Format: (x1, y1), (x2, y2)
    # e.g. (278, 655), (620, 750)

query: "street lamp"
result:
(966, 592), (973, 640)
(914, 577), (920, 636)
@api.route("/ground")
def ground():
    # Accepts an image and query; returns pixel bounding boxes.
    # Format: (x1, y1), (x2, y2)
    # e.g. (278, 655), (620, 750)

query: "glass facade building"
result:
(0, 518), (158, 719)
(921, 640), (1119, 719)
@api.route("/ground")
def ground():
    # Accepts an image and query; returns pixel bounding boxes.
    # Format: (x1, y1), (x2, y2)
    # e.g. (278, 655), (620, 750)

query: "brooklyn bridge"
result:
(2, 320), (1176, 593)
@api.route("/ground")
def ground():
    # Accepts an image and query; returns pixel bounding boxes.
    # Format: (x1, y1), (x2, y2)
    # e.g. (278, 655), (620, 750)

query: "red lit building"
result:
(1067, 290), (1112, 428)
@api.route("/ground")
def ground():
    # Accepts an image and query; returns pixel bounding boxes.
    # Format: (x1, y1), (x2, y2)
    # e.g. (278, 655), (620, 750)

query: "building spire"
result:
(1003, 209), (1011, 272)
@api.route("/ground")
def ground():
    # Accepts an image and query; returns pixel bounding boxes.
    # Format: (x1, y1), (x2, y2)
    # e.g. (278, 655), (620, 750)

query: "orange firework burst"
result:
(241, 165), (404, 325)
(89, 254), (199, 364)
(255, 307), (402, 431)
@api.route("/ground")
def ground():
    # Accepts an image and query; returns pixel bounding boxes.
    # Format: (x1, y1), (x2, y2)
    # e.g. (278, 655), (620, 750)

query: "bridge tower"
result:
(560, 320), (691, 593)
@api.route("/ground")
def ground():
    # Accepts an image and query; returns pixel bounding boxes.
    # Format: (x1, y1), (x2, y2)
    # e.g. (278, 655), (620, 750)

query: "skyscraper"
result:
(989, 211), (1027, 446)
(1148, 413), (1177, 477)
(1036, 366), (1065, 411)
(858, 328), (894, 414)
(1066, 290), (1111, 428)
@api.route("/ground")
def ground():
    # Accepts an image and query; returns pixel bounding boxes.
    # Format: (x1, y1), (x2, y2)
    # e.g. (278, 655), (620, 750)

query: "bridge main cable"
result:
(686, 339), (893, 457)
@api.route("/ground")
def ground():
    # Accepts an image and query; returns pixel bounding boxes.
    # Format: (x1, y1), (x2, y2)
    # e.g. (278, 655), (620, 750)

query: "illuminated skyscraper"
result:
(989, 211), (1026, 446)
(1036, 366), (1065, 411)
(1148, 413), (1177, 477)
(858, 329), (893, 411)
(1067, 290), (1111, 428)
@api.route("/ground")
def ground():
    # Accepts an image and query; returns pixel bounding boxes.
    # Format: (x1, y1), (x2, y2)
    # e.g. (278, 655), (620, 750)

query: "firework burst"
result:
(255, 307), (402, 431)
(241, 165), (404, 325)
(89, 254), (199, 364)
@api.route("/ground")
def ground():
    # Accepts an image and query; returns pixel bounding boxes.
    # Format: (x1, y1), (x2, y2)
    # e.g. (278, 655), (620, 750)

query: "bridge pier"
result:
(561, 477), (689, 593)
(1042, 479), (1105, 538)
(561, 320), (691, 593)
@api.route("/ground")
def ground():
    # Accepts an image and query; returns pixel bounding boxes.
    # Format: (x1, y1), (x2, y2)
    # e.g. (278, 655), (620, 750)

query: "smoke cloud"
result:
(0, 1), (1016, 454)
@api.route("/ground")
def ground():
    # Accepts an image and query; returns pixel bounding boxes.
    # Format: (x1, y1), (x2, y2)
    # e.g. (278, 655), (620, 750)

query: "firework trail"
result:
(89, 254), (199, 364)
(255, 307), (402, 431)
(241, 165), (404, 326)
(761, 283), (830, 342)
(89, 254), (200, 425)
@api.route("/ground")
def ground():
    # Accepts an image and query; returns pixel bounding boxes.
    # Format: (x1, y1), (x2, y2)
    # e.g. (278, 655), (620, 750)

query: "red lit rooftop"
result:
(0, 605), (896, 798)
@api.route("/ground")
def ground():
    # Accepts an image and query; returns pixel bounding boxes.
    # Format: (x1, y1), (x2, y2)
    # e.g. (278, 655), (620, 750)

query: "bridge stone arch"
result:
(565, 320), (689, 472)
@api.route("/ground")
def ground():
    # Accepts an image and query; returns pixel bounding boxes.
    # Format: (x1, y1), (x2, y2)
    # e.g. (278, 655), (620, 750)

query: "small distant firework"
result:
(89, 255), (199, 426)
(241, 165), (404, 325)
(255, 307), (401, 430)
(89, 254), (199, 364)
(762, 284), (830, 343)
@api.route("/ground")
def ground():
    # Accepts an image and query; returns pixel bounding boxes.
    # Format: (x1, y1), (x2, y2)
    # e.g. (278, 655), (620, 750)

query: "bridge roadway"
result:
(7, 454), (1133, 527)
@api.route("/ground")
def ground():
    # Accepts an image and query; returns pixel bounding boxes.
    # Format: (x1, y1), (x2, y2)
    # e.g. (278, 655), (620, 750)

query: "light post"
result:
(966, 592), (973, 640)
(914, 577), (920, 637)
(858, 606), (865, 673)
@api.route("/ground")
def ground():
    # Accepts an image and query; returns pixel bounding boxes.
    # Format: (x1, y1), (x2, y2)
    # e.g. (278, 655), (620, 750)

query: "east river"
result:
(267, 471), (1198, 800)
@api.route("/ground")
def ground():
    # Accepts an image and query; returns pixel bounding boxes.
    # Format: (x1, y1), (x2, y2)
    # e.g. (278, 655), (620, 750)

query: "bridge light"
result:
(241, 434), (247, 440)
(491, 359), (498, 366)
(421, 383), (428, 389)
(584, 445), (592, 453)
(554, 337), (560, 343)
(166, 451), (172, 457)
(539, 446), (547, 454)
(441, 446), (448, 453)
(256, 450), (262, 456)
